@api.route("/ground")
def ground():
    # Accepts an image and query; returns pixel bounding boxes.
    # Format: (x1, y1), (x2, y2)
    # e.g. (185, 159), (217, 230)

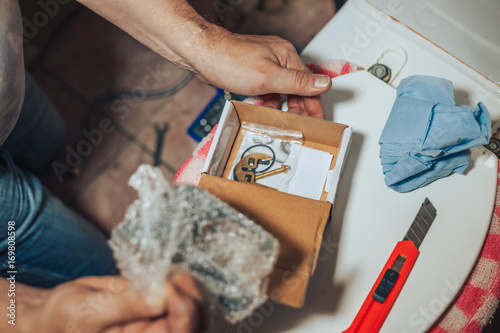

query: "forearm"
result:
(77, 0), (331, 113)
(77, 0), (222, 72)
(0, 278), (45, 333)
(0, 0), (25, 145)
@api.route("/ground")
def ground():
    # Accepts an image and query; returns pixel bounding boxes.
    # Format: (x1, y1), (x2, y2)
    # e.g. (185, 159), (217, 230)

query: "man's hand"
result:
(2, 273), (206, 333)
(77, 0), (330, 119)
(187, 30), (329, 119)
(260, 93), (326, 119)
(186, 31), (330, 96)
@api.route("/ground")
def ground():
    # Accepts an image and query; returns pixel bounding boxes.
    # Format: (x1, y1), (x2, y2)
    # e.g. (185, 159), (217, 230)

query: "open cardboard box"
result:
(199, 101), (351, 307)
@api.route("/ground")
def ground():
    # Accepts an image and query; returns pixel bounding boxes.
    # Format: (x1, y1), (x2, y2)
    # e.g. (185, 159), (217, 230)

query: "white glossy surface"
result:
(322, 72), (497, 332)
(367, 0), (500, 82)
(301, 0), (500, 121)
(210, 72), (497, 333)
(210, 1), (498, 331)
(299, 2), (499, 330)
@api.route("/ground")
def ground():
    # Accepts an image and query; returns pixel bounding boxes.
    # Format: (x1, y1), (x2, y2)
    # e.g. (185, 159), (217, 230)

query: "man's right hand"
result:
(187, 29), (330, 119)
(189, 30), (331, 96)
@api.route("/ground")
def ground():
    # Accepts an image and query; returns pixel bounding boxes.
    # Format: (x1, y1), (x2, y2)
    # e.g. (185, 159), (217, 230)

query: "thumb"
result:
(271, 67), (331, 96)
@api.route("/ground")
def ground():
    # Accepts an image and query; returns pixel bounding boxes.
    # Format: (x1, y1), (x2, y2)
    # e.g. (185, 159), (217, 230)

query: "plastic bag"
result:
(108, 165), (279, 323)
(228, 122), (303, 192)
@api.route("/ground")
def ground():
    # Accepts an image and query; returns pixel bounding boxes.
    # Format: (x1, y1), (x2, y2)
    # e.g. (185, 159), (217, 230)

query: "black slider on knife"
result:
(373, 255), (406, 303)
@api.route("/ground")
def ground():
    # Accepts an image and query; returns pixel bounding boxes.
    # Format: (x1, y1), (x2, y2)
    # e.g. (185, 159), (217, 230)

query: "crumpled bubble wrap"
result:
(108, 165), (279, 323)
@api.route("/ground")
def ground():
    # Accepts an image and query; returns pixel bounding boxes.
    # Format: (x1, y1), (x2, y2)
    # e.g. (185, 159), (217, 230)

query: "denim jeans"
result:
(0, 73), (116, 288)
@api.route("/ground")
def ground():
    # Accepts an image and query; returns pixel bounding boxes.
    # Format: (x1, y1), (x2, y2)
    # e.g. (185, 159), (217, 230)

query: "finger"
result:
(103, 317), (169, 333)
(169, 273), (209, 330)
(260, 93), (281, 109)
(78, 277), (166, 332)
(286, 96), (300, 115)
(287, 95), (325, 119)
(290, 96), (307, 116)
(165, 283), (202, 333)
(303, 95), (325, 119)
(298, 96), (308, 116)
(72, 276), (128, 293)
(169, 273), (205, 305)
(268, 66), (331, 96)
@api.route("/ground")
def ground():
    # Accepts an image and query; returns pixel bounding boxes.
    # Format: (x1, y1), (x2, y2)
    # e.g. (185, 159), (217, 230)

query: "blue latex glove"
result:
(379, 75), (491, 192)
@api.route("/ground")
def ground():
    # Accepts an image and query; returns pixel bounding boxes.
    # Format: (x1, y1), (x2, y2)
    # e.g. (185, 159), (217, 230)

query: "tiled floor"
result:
(17, 0), (500, 331)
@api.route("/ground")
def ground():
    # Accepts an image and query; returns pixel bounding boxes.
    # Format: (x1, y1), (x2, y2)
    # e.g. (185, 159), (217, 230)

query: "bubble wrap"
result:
(108, 165), (279, 323)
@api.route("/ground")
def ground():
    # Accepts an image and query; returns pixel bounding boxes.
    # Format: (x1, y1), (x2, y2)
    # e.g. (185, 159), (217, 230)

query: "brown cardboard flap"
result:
(199, 101), (350, 308)
(199, 174), (332, 307)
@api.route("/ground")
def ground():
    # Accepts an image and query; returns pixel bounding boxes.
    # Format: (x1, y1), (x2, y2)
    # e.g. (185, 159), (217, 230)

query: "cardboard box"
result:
(199, 101), (351, 307)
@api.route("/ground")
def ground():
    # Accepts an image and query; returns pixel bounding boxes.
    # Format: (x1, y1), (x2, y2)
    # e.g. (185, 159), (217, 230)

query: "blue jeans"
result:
(0, 73), (116, 288)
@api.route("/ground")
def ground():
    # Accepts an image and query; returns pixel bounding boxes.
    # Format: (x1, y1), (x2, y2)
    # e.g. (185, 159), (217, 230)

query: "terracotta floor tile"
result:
(40, 128), (129, 205)
(99, 96), (172, 139)
(72, 140), (174, 233)
(135, 78), (217, 172)
(38, 6), (191, 136)
(32, 68), (129, 203)
(33, 68), (175, 204)
(235, 0), (335, 50)
(99, 67), (193, 135)
(40, 8), (187, 101)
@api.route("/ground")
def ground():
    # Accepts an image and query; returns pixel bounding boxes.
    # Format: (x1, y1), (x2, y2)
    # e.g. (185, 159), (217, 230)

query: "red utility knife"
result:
(343, 198), (437, 333)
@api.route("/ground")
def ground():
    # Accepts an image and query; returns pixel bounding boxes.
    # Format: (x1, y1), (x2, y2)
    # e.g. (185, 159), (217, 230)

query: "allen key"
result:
(153, 122), (169, 167)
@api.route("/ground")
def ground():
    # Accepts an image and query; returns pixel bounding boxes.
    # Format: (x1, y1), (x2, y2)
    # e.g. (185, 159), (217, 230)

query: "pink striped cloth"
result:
(173, 61), (500, 331)
(429, 160), (500, 332)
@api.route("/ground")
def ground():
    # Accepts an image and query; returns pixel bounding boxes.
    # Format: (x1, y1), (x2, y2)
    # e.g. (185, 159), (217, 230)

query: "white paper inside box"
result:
(198, 101), (351, 307)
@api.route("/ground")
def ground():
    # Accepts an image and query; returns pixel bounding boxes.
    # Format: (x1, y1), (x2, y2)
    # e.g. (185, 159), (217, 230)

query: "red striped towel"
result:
(429, 161), (500, 332)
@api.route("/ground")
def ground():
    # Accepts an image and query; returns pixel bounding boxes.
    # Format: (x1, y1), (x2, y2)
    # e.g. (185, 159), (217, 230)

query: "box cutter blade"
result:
(343, 198), (437, 333)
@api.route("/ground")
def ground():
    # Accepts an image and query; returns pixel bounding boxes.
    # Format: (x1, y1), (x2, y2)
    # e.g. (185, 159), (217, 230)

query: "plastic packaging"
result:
(108, 165), (279, 323)
(228, 122), (303, 192)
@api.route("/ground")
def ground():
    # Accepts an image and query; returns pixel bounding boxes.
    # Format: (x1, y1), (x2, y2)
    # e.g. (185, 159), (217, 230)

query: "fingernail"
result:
(314, 75), (331, 88)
